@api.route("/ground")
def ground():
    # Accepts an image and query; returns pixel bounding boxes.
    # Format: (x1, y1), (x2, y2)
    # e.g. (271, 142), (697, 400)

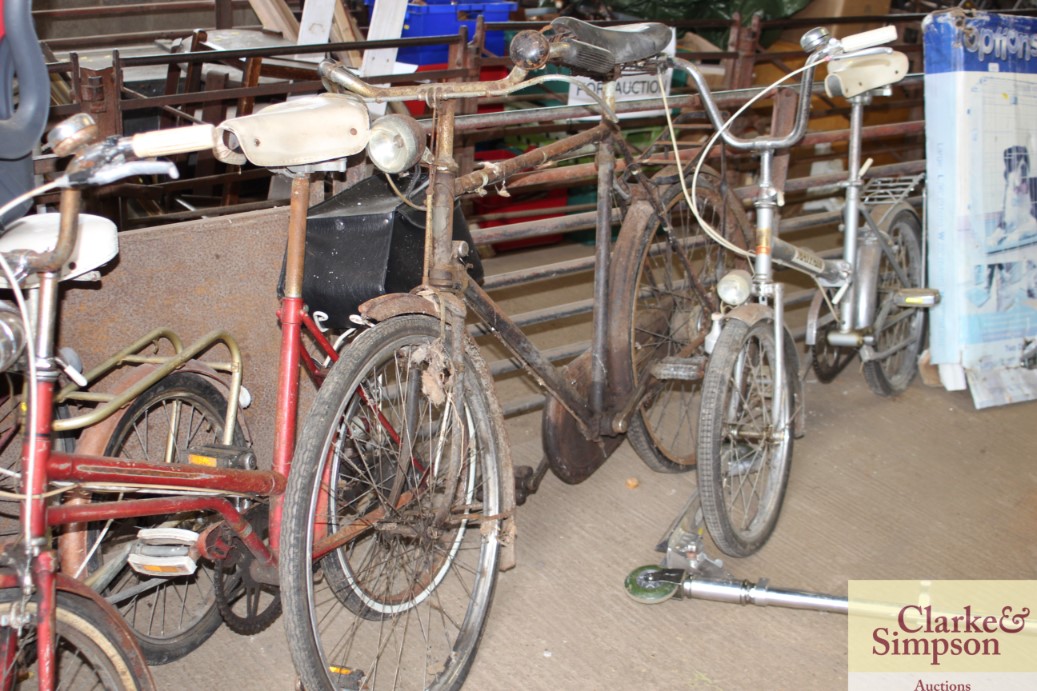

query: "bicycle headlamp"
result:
(0, 303), (26, 374)
(717, 269), (753, 307)
(367, 114), (425, 174)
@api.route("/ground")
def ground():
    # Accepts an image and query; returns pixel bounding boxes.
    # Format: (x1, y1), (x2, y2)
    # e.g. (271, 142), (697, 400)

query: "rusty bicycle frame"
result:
(318, 23), (736, 498)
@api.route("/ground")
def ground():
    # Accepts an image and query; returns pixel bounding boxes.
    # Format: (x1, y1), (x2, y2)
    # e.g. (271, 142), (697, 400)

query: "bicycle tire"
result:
(862, 208), (926, 397)
(0, 587), (156, 690)
(697, 318), (795, 557)
(613, 167), (748, 473)
(90, 372), (245, 665)
(281, 315), (504, 691)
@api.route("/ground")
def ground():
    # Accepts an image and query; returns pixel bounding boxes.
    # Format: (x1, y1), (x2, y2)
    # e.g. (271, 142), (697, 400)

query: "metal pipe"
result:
(465, 281), (593, 427)
(589, 125), (615, 419)
(682, 576), (849, 614)
(47, 452), (285, 496)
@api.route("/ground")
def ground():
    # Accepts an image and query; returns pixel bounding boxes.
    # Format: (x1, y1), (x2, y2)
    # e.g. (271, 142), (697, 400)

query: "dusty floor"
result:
(146, 238), (1037, 690)
(151, 368), (1037, 690)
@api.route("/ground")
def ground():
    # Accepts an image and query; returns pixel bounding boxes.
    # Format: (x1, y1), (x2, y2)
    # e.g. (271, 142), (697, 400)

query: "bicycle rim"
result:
(698, 319), (793, 557)
(282, 315), (502, 691)
(617, 167), (748, 472)
(90, 373), (241, 664)
(863, 209), (926, 396)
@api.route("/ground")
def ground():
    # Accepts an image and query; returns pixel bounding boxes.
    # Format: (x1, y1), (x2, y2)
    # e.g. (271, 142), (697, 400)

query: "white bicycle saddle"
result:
(214, 93), (370, 168)
(825, 51), (909, 99)
(0, 213), (118, 288)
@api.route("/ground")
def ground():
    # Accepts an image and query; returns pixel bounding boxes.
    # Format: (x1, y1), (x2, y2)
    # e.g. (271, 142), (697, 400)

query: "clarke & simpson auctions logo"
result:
(850, 581), (1037, 689)
(871, 604), (1031, 666)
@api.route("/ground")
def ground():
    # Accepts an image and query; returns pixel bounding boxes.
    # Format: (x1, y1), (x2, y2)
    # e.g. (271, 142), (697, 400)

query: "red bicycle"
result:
(0, 97), (372, 686)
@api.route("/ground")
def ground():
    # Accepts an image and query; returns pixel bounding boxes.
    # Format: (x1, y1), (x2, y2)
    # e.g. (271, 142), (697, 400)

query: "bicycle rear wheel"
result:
(862, 208), (926, 396)
(613, 167), (748, 472)
(281, 315), (505, 691)
(697, 319), (795, 557)
(0, 587), (156, 690)
(90, 372), (245, 664)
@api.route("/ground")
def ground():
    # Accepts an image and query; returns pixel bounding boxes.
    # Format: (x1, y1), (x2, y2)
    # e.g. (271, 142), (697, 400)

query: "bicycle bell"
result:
(800, 27), (831, 54)
(46, 113), (100, 157)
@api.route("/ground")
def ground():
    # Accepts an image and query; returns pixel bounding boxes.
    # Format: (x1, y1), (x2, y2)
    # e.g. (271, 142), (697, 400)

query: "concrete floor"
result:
(150, 367), (1037, 690)
(139, 237), (1037, 690)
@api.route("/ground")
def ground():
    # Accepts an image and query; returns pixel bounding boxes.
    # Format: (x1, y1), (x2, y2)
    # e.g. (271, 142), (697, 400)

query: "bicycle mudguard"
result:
(0, 570), (157, 688)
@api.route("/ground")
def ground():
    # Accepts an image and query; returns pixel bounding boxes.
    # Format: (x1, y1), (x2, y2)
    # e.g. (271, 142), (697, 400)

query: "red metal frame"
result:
(35, 300), (337, 567)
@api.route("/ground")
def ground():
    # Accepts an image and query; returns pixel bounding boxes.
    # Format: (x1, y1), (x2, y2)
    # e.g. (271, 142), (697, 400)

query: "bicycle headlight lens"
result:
(0, 303), (26, 373)
(367, 114), (425, 174)
(717, 269), (752, 307)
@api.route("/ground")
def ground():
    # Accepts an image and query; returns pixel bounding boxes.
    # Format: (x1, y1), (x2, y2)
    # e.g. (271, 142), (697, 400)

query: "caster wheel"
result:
(624, 565), (680, 604)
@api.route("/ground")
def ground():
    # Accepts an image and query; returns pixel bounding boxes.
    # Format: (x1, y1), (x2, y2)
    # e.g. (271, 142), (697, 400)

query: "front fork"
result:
(749, 149), (790, 430)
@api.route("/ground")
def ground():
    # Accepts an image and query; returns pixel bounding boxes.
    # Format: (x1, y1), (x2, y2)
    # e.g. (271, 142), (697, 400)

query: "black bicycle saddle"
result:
(550, 17), (671, 66)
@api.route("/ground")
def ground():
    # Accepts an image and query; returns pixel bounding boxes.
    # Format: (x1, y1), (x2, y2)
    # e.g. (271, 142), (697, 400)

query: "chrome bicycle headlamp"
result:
(717, 269), (753, 307)
(366, 114), (425, 174)
(0, 302), (26, 373)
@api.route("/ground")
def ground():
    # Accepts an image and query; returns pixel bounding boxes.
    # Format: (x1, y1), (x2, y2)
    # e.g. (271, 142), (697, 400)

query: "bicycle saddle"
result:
(214, 93), (370, 168)
(0, 213), (118, 288)
(550, 17), (672, 66)
(825, 51), (908, 99)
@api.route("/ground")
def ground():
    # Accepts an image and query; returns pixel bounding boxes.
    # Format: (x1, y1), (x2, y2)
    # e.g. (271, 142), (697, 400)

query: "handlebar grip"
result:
(130, 124), (215, 157)
(839, 26), (897, 53)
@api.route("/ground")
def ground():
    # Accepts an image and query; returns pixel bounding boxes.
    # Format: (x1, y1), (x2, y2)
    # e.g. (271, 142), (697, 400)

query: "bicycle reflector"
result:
(367, 114), (425, 174)
(717, 269), (752, 307)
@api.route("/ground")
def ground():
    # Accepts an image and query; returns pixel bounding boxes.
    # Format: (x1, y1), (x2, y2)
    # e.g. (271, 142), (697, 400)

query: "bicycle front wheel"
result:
(91, 372), (245, 664)
(862, 207), (926, 396)
(281, 314), (504, 691)
(697, 319), (795, 557)
(0, 587), (156, 690)
(613, 167), (748, 472)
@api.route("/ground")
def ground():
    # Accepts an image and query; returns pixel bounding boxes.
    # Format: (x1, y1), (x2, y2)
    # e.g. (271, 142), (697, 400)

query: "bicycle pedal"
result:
(650, 355), (706, 381)
(128, 527), (200, 577)
(328, 665), (365, 690)
(188, 443), (257, 470)
(893, 288), (940, 308)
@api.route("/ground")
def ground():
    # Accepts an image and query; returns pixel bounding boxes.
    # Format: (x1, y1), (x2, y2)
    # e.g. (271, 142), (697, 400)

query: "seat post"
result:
(282, 174), (312, 299)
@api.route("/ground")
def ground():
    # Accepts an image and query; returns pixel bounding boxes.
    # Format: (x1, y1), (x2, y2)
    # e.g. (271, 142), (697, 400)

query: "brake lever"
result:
(64, 160), (179, 189)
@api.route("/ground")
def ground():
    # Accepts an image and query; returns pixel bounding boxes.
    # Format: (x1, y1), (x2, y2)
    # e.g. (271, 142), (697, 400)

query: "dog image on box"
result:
(988, 145), (1037, 252)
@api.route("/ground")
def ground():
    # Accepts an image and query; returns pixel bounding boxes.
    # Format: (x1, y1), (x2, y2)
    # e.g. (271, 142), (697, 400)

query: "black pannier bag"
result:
(285, 174), (484, 330)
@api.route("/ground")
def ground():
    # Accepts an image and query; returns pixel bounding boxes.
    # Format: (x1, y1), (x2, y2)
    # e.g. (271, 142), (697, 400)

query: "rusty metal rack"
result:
(29, 5), (952, 417)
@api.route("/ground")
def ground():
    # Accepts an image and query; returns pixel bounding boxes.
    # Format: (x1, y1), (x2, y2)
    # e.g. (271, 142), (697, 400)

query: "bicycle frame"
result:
(345, 72), (696, 485)
(2, 171), (336, 684)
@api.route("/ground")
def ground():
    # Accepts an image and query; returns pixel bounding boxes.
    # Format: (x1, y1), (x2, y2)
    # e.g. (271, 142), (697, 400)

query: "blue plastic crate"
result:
(368, 2), (516, 65)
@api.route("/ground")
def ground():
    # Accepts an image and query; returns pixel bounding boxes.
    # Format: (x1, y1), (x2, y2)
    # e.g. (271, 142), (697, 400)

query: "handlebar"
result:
(839, 26), (897, 53)
(671, 25), (897, 154)
(0, 122), (216, 278)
